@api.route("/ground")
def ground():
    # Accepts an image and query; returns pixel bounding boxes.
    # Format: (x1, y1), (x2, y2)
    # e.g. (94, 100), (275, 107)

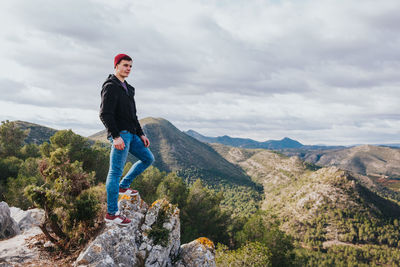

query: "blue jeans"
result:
(106, 130), (154, 215)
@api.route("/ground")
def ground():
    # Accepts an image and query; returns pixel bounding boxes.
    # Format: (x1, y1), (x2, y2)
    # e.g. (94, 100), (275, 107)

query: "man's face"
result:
(116, 59), (132, 78)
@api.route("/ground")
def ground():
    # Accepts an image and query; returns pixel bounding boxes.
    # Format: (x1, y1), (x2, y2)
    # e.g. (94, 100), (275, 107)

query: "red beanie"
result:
(114, 53), (132, 68)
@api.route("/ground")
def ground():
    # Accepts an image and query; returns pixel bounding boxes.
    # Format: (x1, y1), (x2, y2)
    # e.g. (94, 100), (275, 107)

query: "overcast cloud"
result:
(0, 0), (399, 145)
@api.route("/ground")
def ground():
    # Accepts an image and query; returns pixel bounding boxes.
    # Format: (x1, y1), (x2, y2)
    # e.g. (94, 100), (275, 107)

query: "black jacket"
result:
(99, 74), (144, 139)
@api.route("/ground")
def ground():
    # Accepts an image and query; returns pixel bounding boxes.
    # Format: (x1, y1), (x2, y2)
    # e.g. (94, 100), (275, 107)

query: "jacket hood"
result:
(102, 74), (121, 88)
(102, 74), (135, 95)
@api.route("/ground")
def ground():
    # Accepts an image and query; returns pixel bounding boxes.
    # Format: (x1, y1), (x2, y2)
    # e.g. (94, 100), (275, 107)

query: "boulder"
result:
(175, 238), (216, 267)
(0, 202), (20, 240)
(10, 207), (45, 231)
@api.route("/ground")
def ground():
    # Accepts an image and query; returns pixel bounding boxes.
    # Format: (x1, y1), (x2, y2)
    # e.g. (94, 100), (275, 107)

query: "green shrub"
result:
(147, 200), (172, 247)
(24, 148), (103, 249)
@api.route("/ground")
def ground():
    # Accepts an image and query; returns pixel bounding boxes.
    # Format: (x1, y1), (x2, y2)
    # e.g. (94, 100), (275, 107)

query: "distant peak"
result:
(140, 117), (171, 125)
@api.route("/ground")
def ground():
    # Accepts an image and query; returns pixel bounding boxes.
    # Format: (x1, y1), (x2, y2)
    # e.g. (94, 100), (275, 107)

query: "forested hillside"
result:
(13, 120), (58, 145)
(211, 143), (400, 265)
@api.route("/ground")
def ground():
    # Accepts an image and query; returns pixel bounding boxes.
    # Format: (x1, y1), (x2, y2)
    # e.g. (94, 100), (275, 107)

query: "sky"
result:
(0, 0), (399, 146)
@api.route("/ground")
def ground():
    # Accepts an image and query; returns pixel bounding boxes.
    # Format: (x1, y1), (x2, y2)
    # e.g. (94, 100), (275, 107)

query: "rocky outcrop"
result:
(75, 194), (215, 267)
(0, 203), (47, 266)
(0, 201), (20, 240)
(10, 207), (45, 232)
(175, 238), (216, 267)
(0, 225), (43, 266)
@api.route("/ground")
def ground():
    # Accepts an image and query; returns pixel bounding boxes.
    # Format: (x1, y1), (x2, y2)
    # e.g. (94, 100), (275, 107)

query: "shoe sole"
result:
(105, 218), (131, 226)
(118, 191), (139, 196)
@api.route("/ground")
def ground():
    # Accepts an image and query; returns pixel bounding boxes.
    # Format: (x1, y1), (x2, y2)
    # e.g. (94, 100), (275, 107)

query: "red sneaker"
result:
(105, 212), (131, 226)
(119, 187), (139, 196)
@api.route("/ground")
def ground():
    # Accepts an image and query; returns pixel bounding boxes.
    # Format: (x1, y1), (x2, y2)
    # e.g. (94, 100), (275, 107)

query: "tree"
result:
(156, 172), (188, 209)
(181, 179), (230, 244)
(131, 166), (167, 203)
(20, 143), (41, 160)
(0, 157), (23, 200)
(0, 156), (23, 183)
(4, 157), (43, 209)
(235, 212), (295, 266)
(44, 130), (109, 183)
(0, 120), (28, 157)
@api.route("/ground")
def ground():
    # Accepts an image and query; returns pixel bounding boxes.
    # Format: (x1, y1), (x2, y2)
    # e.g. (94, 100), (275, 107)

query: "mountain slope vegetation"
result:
(13, 120), (57, 145)
(285, 144), (400, 192)
(210, 143), (400, 249)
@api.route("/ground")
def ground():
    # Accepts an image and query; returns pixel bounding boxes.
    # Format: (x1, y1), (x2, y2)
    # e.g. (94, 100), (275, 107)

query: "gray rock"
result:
(174, 238), (216, 267)
(10, 207), (45, 231)
(143, 199), (180, 267)
(75, 195), (214, 267)
(0, 202), (20, 240)
(75, 195), (144, 267)
(0, 217), (43, 266)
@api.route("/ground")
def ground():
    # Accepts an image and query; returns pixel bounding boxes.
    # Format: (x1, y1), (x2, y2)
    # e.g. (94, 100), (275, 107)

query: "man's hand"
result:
(113, 136), (125, 150)
(140, 135), (150, 147)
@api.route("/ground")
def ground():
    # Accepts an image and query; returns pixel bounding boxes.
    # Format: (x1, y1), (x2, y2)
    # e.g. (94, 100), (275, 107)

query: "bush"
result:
(216, 242), (272, 267)
(25, 148), (103, 249)
(147, 200), (173, 247)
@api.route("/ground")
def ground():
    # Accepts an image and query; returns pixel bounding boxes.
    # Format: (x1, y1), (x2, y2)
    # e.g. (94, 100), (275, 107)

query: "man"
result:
(100, 53), (154, 226)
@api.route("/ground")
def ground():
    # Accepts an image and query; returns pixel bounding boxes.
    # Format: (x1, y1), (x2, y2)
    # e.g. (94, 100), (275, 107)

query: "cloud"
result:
(0, 0), (399, 145)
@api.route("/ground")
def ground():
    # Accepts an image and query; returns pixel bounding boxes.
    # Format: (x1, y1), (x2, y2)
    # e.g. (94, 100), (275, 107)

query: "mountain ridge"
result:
(184, 129), (346, 150)
(13, 120), (58, 145)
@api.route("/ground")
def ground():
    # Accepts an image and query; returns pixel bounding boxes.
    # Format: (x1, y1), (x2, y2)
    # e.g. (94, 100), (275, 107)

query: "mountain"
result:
(284, 144), (400, 192)
(184, 129), (303, 149)
(89, 118), (257, 188)
(87, 129), (107, 142)
(14, 120), (58, 145)
(380, 144), (400, 148)
(184, 129), (345, 150)
(210, 143), (400, 249)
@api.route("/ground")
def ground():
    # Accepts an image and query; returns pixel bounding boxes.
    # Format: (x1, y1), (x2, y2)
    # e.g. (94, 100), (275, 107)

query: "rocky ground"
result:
(0, 194), (216, 267)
